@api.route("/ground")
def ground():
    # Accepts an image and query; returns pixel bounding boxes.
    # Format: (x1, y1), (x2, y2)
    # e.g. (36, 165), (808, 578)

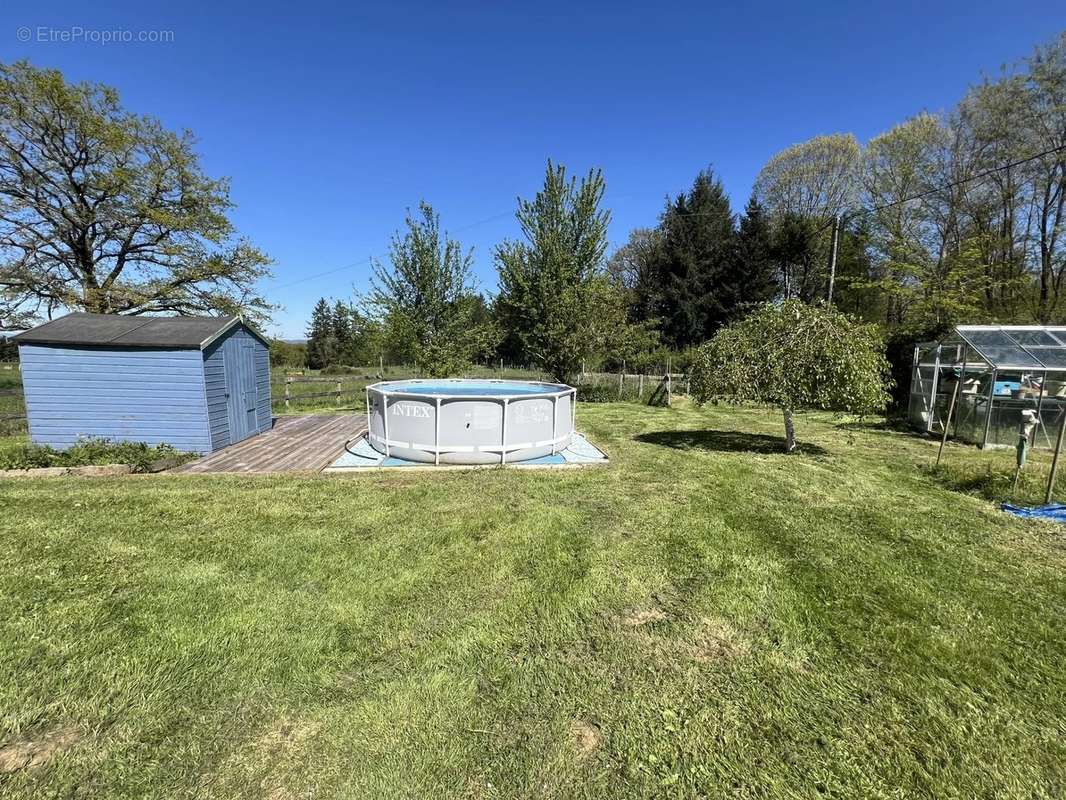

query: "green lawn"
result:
(1, 403), (1064, 798)
(0, 369), (25, 436)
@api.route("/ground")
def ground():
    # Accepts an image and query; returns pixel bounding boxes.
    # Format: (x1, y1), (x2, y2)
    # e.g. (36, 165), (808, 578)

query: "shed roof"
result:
(13, 312), (268, 350)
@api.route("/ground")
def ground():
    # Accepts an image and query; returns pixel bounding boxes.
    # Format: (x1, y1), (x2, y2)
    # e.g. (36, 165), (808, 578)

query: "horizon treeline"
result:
(292, 30), (1065, 379)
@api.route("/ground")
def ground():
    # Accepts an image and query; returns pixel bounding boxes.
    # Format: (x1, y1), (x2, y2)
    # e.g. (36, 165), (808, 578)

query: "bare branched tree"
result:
(0, 62), (273, 330)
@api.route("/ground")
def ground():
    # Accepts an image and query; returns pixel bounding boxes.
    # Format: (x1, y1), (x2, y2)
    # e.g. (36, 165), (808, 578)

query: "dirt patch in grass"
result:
(687, 616), (749, 662)
(0, 726), (81, 773)
(255, 718), (320, 758)
(621, 607), (667, 627)
(569, 720), (602, 759)
(247, 719), (320, 800)
(620, 608), (749, 664)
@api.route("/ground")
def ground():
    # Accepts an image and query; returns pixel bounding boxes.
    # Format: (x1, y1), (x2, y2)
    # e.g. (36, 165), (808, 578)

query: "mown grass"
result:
(1, 403), (1065, 798)
(927, 443), (1066, 507)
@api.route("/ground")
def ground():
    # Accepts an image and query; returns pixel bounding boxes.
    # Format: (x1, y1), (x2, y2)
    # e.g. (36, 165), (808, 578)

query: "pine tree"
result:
(331, 300), (353, 365)
(731, 195), (779, 314)
(770, 213), (821, 302)
(305, 297), (334, 370)
(639, 170), (736, 348)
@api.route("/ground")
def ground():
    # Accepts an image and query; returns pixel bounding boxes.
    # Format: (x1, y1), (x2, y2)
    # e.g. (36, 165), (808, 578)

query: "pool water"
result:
(380, 380), (561, 396)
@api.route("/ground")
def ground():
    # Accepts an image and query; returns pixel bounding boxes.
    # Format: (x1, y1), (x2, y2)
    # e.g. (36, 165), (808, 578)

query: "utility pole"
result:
(827, 214), (841, 305)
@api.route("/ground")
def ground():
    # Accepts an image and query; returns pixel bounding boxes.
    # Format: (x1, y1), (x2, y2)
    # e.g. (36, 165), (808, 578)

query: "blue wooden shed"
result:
(14, 313), (272, 453)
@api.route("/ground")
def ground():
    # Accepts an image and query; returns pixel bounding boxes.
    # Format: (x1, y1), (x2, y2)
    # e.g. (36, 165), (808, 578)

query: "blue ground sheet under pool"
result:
(1001, 503), (1066, 523)
(326, 431), (608, 471)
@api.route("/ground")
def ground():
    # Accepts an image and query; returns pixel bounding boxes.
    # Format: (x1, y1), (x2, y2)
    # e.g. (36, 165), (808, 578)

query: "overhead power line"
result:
(267, 143), (1066, 293)
(859, 141), (1066, 219)
(660, 141), (1066, 226)
(816, 142), (1066, 304)
(799, 141), (1066, 247)
(270, 257), (374, 291)
(266, 210), (519, 292)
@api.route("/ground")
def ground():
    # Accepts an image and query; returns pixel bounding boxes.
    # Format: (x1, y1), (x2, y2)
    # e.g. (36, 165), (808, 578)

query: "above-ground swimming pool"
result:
(365, 379), (576, 464)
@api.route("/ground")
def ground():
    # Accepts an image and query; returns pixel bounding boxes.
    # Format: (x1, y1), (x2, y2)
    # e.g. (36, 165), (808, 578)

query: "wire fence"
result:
(274, 367), (689, 410)
(0, 361), (690, 437)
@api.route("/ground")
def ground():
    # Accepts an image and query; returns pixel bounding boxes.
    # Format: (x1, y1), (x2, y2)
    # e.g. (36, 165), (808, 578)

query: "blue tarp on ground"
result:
(1001, 503), (1066, 523)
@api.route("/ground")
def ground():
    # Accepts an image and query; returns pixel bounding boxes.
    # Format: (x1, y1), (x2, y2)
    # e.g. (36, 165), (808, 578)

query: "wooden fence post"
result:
(935, 380), (960, 467)
(285, 376), (291, 409)
(336, 379), (342, 405)
(639, 373), (644, 398)
(1046, 410), (1066, 504)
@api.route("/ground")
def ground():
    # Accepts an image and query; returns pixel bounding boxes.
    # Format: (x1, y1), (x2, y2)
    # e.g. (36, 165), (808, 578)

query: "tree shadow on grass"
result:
(634, 429), (828, 456)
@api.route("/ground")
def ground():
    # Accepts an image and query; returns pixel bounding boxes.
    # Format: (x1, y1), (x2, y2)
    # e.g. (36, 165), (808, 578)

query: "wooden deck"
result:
(177, 414), (367, 474)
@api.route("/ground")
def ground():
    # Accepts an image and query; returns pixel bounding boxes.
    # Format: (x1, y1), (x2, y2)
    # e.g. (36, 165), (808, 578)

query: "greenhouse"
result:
(910, 325), (1066, 449)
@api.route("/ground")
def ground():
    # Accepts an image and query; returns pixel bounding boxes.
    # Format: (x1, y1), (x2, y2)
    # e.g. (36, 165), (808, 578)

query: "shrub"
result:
(574, 376), (661, 405)
(575, 382), (618, 404)
(0, 438), (194, 472)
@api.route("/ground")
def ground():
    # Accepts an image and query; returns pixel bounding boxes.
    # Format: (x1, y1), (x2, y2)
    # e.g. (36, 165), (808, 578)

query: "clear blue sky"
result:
(2, 2), (1063, 338)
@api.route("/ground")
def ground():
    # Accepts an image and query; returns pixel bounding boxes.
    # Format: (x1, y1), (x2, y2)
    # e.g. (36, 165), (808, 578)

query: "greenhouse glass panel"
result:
(1004, 329), (1062, 347)
(958, 329), (1043, 368)
(1025, 349), (1066, 369)
(909, 325), (1066, 450)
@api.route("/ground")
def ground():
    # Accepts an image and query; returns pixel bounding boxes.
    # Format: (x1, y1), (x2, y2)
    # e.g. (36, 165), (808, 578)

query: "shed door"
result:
(224, 334), (259, 444)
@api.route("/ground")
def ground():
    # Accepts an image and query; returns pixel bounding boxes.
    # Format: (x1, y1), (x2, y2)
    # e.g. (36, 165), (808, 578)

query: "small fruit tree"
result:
(690, 300), (890, 452)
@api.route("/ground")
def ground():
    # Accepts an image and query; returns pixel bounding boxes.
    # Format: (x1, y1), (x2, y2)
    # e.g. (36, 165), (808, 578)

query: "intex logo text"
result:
(391, 403), (431, 418)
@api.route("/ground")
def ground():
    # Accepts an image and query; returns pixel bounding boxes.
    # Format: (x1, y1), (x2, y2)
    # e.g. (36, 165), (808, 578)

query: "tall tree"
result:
(268, 338), (308, 370)
(732, 195), (779, 309)
(367, 202), (490, 377)
(305, 298), (335, 371)
(754, 133), (862, 221)
(638, 170), (736, 348)
(495, 160), (612, 381)
(828, 219), (882, 321)
(606, 227), (661, 294)
(456, 293), (501, 365)
(859, 112), (995, 328)
(603, 227), (665, 367)
(347, 304), (382, 367)
(956, 77), (1032, 319)
(1017, 32), (1066, 322)
(331, 299), (353, 364)
(754, 133), (861, 300)
(0, 62), (272, 329)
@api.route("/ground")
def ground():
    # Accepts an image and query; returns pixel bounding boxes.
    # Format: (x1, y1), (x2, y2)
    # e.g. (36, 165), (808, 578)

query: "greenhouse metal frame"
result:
(910, 325), (1066, 450)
